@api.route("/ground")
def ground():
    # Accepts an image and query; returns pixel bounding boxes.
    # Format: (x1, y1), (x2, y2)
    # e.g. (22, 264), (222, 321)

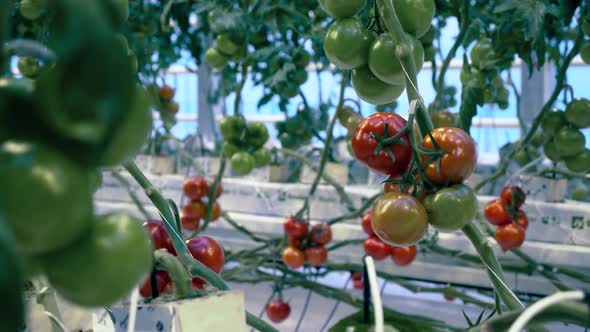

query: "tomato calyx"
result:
(370, 122), (410, 162)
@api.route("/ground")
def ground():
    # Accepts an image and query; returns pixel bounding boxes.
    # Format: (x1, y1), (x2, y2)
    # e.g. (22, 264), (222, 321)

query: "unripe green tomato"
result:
(319, 0), (366, 19)
(513, 150), (531, 166)
(337, 105), (355, 127)
(293, 48), (311, 68)
(496, 87), (509, 103)
(205, 48), (228, 69)
(424, 46), (436, 62)
(19, 0), (44, 20)
(292, 70), (309, 85)
(572, 185), (589, 201)
(470, 38), (494, 69)
(431, 110), (455, 128)
(423, 184), (477, 232)
(344, 113), (363, 133)
(582, 19), (590, 35)
(231, 152), (255, 175)
(17, 56), (39, 78)
(564, 149), (590, 173)
(565, 98), (590, 128)
(323, 18), (374, 70)
(252, 148), (271, 168)
(541, 109), (567, 136)
(216, 34), (239, 56)
(554, 127), (586, 157)
(544, 140), (562, 162)
(368, 33), (424, 85)
(222, 142), (239, 158)
(393, 0), (435, 38)
(530, 132), (545, 147)
(351, 66), (405, 105)
(112, 0), (129, 24)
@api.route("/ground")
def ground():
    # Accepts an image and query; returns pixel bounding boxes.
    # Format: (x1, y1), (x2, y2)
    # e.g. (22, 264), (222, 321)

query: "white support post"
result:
(519, 61), (556, 133)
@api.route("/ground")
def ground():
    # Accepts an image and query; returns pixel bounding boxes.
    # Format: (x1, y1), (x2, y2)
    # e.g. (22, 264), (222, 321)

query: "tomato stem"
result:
(154, 249), (192, 297)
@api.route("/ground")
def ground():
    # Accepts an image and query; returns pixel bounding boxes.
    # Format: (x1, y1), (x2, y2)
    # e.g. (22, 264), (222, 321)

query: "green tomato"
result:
(0, 221), (25, 332)
(564, 149), (590, 173)
(279, 132), (299, 149)
(292, 70), (309, 85)
(19, 0), (44, 20)
(337, 105), (356, 127)
(513, 149), (532, 166)
(431, 110), (455, 128)
(17, 56), (39, 78)
(231, 152), (255, 175)
(220, 116), (246, 141)
(352, 66), (405, 105)
(424, 46), (436, 62)
(100, 85), (153, 167)
(544, 140), (562, 162)
(554, 126), (586, 157)
(88, 169), (103, 193)
(277, 83), (299, 99)
(368, 33), (424, 85)
(222, 142), (240, 158)
(293, 48), (311, 68)
(324, 18), (374, 70)
(541, 109), (567, 136)
(419, 27), (435, 46)
(572, 185), (589, 201)
(496, 87), (509, 103)
(41, 213), (152, 307)
(252, 148), (271, 168)
(112, 0), (129, 25)
(216, 34), (239, 55)
(0, 141), (93, 255)
(319, 0), (366, 19)
(583, 19), (590, 35)
(205, 48), (228, 69)
(470, 38), (494, 69)
(245, 122), (269, 149)
(423, 184), (477, 232)
(531, 132), (545, 147)
(393, 0), (435, 38)
(565, 98), (590, 128)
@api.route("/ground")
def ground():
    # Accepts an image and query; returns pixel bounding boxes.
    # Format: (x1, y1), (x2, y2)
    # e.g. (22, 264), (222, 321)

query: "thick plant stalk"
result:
(377, 0), (524, 312)
(124, 160), (278, 332)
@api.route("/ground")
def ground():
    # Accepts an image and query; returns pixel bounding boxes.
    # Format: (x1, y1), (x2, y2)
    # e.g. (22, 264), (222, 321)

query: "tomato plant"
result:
(422, 127), (477, 185)
(352, 112), (412, 175)
(371, 193), (428, 246)
(266, 300), (291, 323)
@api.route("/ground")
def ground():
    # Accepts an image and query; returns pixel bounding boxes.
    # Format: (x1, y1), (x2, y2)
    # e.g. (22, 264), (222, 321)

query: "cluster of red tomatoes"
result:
(361, 211), (418, 267)
(140, 220), (225, 297)
(351, 271), (365, 290)
(180, 176), (223, 231)
(281, 216), (333, 269)
(485, 186), (529, 250)
(352, 112), (479, 247)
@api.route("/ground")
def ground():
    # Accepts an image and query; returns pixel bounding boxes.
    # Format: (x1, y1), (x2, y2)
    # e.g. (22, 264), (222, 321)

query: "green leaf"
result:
(257, 93), (274, 109)
(458, 58), (483, 134)
(462, 310), (474, 327)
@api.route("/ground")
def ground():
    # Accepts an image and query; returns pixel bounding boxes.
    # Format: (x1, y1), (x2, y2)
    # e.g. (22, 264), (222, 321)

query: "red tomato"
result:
(139, 270), (172, 298)
(192, 279), (205, 290)
(282, 246), (305, 269)
(361, 211), (375, 236)
(181, 215), (200, 231)
(390, 245), (417, 266)
(422, 127), (477, 184)
(183, 201), (206, 220)
(444, 293), (456, 301)
(284, 216), (308, 239)
(310, 224), (332, 245)
(353, 280), (364, 290)
(351, 271), (363, 281)
(500, 185), (526, 209)
(495, 224), (525, 250)
(484, 199), (511, 226)
(514, 210), (529, 230)
(352, 112), (412, 175)
(183, 176), (209, 201)
(288, 236), (303, 249)
(304, 245), (328, 266)
(364, 236), (391, 261)
(143, 219), (176, 255)
(266, 300), (291, 323)
(186, 236), (225, 284)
